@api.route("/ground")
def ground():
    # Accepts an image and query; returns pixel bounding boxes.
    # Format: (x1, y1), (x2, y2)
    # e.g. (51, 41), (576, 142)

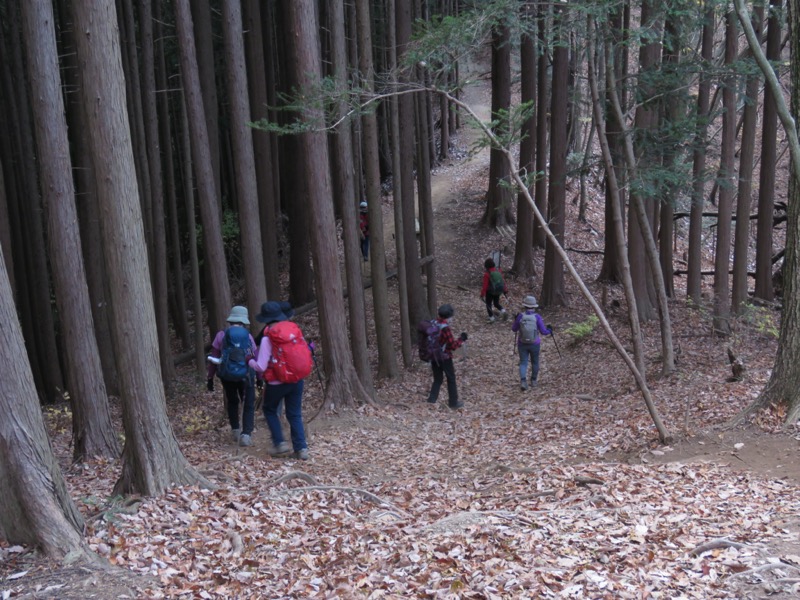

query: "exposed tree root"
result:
(690, 537), (748, 556)
(265, 471), (319, 488)
(274, 484), (407, 515)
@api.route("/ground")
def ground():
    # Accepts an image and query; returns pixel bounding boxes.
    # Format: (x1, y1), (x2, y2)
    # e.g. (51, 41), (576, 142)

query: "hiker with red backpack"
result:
(511, 295), (553, 390)
(249, 301), (313, 460)
(480, 258), (508, 323)
(423, 304), (468, 409)
(358, 200), (369, 261)
(207, 306), (258, 447)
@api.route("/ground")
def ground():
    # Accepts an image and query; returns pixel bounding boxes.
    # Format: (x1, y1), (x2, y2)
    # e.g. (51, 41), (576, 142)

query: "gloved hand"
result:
(256, 378), (264, 391)
(547, 324), (554, 333)
(460, 332), (468, 341)
(206, 378), (214, 392)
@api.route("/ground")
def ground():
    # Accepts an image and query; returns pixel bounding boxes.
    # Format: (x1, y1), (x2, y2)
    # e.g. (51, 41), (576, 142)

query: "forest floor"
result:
(4, 69), (800, 600)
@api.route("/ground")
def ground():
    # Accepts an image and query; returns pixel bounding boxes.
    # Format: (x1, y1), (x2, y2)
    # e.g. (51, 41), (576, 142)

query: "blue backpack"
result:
(216, 327), (252, 382)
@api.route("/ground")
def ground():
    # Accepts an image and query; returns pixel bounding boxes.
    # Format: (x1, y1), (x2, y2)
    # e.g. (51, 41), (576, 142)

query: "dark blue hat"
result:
(255, 301), (294, 324)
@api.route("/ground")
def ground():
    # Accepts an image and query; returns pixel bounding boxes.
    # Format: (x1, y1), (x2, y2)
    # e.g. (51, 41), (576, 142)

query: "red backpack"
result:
(263, 322), (313, 383)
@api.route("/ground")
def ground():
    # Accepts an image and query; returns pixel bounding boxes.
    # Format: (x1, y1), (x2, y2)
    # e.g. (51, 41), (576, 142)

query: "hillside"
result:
(3, 71), (800, 600)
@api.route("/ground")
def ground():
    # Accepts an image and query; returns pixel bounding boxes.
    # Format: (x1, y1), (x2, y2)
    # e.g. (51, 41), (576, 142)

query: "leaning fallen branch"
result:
(441, 90), (671, 444)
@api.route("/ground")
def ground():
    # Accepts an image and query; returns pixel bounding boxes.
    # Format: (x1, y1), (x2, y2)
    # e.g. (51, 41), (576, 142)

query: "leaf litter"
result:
(3, 68), (800, 600)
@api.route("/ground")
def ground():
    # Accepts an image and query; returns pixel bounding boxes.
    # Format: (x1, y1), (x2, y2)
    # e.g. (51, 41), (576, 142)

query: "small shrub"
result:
(563, 315), (599, 343)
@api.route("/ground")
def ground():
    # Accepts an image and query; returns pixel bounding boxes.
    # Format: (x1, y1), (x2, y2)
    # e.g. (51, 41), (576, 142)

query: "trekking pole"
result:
(309, 342), (325, 389)
(550, 330), (563, 360)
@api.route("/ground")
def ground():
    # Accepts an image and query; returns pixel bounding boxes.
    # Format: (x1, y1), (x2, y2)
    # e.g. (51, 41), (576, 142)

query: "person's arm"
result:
(206, 330), (225, 379)
(536, 314), (551, 335)
(248, 336), (272, 373)
(441, 326), (463, 353)
(511, 313), (522, 333)
(480, 271), (489, 297)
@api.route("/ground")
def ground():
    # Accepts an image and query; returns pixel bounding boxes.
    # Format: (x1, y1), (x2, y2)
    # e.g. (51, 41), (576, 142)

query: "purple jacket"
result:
(207, 326), (257, 379)
(511, 310), (551, 345)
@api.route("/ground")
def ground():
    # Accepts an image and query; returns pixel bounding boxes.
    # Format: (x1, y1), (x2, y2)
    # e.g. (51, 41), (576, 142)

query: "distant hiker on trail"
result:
(359, 201), (369, 261)
(249, 301), (313, 460)
(207, 306), (258, 447)
(423, 304), (468, 409)
(481, 257), (508, 323)
(511, 295), (553, 391)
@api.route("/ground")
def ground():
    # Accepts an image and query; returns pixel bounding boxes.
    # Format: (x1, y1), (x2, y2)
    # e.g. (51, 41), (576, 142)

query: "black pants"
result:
(221, 378), (255, 435)
(485, 293), (503, 316)
(428, 358), (458, 406)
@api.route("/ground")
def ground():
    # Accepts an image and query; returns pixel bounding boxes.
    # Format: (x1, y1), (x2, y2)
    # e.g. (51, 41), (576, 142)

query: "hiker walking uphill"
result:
(481, 258), (508, 323)
(207, 306), (258, 447)
(249, 301), (313, 460)
(422, 304), (468, 409)
(511, 296), (553, 391)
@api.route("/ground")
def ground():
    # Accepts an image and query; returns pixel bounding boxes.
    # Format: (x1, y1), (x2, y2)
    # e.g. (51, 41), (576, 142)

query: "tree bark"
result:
(0, 245), (88, 558)
(285, 0), (372, 410)
(221, 0), (267, 321)
(356, 0), (399, 378)
(71, 0), (205, 495)
(22, 0), (119, 461)
(174, 0), (232, 334)
(533, 0), (549, 249)
(713, 11), (737, 335)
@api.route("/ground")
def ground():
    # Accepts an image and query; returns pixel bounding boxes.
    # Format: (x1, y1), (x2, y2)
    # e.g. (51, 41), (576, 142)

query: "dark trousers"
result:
(360, 235), (370, 260)
(485, 293), (503, 316)
(428, 358), (458, 406)
(263, 380), (307, 451)
(221, 378), (255, 435)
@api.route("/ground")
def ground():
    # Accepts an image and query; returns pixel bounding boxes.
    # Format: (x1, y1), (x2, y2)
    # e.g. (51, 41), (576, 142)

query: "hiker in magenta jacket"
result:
(206, 306), (258, 446)
(511, 295), (552, 391)
(248, 300), (309, 460)
(480, 258), (508, 323)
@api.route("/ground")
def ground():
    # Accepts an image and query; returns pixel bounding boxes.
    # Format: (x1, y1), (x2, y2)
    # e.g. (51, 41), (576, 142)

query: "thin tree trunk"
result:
(713, 11), (737, 335)
(174, 0), (232, 334)
(330, 0), (374, 395)
(356, 0), (398, 378)
(221, 0), (267, 320)
(416, 66), (438, 316)
(754, 0), (782, 301)
(533, 0), (549, 249)
(687, 6), (714, 303)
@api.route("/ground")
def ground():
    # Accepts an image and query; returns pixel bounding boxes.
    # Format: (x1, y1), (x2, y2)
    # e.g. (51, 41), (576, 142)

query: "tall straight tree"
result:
(396, 0), (427, 328)
(713, 10), (737, 335)
(221, 0), (267, 319)
(356, 0), (398, 378)
(71, 0), (204, 495)
(540, 6), (568, 307)
(329, 0), (374, 395)
(754, 0), (783, 301)
(21, 0), (119, 461)
(139, 0), (173, 385)
(732, 5), (764, 313)
(0, 245), (87, 558)
(512, 0), (536, 278)
(687, 5), (714, 303)
(482, 21), (514, 227)
(285, 0), (372, 409)
(174, 0), (232, 334)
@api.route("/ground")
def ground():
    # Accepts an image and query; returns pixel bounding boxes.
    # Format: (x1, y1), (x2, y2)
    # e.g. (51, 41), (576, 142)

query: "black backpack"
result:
(216, 327), (252, 382)
(417, 319), (448, 364)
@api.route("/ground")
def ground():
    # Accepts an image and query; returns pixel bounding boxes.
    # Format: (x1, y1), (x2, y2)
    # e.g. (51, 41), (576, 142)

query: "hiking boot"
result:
(501, 309), (509, 322)
(530, 380), (538, 388)
(520, 380), (528, 391)
(426, 397), (437, 404)
(487, 315), (496, 323)
(231, 429), (241, 443)
(448, 401), (464, 409)
(239, 434), (252, 447)
(269, 441), (291, 456)
(294, 448), (309, 460)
